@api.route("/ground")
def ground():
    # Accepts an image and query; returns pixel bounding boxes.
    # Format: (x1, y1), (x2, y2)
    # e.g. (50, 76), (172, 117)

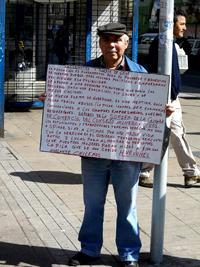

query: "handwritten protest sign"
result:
(40, 64), (169, 164)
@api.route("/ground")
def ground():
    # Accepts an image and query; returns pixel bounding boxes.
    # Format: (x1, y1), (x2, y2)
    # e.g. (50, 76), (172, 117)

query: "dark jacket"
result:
(148, 36), (181, 100)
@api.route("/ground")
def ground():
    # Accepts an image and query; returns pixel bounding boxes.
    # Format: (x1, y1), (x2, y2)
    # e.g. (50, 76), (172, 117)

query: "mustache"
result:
(107, 49), (117, 53)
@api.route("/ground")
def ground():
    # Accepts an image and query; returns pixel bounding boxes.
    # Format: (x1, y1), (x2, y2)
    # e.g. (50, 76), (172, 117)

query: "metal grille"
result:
(5, 0), (87, 109)
(4, 0), (134, 110)
(91, 0), (133, 59)
(46, 1), (87, 67)
(5, 1), (36, 109)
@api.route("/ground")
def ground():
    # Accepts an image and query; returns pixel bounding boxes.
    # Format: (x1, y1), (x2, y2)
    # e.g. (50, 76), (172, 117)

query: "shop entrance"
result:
(5, 0), (133, 110)
(5, 0), (85, 109)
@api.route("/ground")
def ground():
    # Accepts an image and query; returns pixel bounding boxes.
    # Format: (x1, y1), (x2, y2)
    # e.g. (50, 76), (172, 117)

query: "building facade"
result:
(3, 0), (200, 109)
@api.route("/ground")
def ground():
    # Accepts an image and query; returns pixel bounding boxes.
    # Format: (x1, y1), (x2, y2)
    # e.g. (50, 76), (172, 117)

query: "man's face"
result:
(173, 15), (186, 38)
(99, 34), (129, 62)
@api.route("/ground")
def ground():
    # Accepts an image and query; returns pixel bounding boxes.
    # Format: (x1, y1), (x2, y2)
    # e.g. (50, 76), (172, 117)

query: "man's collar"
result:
(100, 56), (125, 70)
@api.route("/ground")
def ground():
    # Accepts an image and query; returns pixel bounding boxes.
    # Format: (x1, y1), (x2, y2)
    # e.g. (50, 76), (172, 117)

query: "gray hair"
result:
(123, 34), (129, 42)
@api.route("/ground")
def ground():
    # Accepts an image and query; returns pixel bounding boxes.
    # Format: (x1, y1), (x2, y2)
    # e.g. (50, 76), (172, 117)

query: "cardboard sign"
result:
(40, 64), (169, 164)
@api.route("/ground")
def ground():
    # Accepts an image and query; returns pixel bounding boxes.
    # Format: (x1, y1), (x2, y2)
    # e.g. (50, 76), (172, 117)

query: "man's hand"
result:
(165, 103), (176, 116)
(39, 93), (46, 102)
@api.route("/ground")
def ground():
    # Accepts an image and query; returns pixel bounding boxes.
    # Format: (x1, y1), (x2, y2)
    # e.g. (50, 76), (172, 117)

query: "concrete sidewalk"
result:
(0, 97), (200, 267)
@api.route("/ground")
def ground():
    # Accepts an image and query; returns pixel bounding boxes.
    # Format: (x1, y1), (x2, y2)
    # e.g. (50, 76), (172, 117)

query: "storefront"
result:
(4, 0), (134, 109)
(5, 0), (85, 109)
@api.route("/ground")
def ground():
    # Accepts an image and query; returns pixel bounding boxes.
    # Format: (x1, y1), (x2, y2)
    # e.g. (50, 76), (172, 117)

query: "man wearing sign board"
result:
(68, 23), (175, 267)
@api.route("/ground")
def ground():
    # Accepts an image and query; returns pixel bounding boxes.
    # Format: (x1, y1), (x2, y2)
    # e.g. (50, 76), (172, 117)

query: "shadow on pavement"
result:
(10, 171), (82, 184)
(11, 171), (200, 188)
(167, 182), (200, 188)
(0, 242), (199, 267)
(141, 252), (200, 267)
(186, 132), (200, 135)
(0, 241), (117, 267)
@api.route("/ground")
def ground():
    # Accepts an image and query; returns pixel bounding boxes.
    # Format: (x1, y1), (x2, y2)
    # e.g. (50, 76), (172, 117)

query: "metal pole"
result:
(85, 0), (92, 63)
(132, 0), (139, 62)
(0, 0), (6, 137)
(150, 0), (174, 264)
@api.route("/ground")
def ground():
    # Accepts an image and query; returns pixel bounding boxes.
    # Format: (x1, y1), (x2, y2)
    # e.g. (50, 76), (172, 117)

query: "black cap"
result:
(97, 22), (127, 36)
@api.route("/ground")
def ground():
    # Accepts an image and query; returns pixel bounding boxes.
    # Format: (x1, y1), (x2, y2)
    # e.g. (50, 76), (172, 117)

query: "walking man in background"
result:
(139, 9), (200, 188)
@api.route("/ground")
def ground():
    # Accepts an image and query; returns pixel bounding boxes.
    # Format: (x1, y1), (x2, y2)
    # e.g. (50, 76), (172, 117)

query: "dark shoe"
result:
(119, 261), (139, 267)
(139, 176), (153, 188)
(68, 252), (99, 266)
(184, 175), (200, 188)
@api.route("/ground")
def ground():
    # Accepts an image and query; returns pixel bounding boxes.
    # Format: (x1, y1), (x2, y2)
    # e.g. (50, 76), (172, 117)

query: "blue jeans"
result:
(79, 157), (142, 261)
